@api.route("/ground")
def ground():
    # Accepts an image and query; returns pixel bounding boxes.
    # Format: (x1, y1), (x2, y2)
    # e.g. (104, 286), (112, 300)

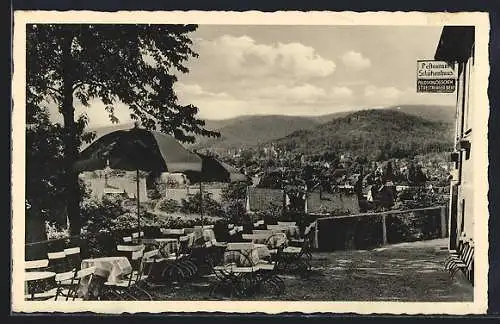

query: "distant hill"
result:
(84, 104), (455, 154)
(386, 105), (455, 124)
(272, 109), (454, 159)
(190, 115), (321, 152)
(190, 105), (455, 152)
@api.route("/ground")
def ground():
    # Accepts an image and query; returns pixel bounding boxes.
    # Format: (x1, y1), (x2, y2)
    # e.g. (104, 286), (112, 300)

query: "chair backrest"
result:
(278, 221), (296, 227)
(143, 249), (159, 260)
(183, 228), (197, 234)
(242, 233), (269, 242)
(117, 244), (144, 252)
(253, 220), (265, 227)
(227, 242), (254, 251)
(48, 251), (66, 260)
(25, 259), (49, 271)
(161, 228), (185, 235)
(304, 221), (317, 236)
(76, 266), (96, 279)
(55, 270), (76, 282)
(131, 249), (144, 261)
(64, 247), (82, 270)
(253, 229), (274, 235)
(267, 225), (286, 231)
(64, 247), (80, 255)
(131, 232), (145, 239)
(47, 251), (69, 273)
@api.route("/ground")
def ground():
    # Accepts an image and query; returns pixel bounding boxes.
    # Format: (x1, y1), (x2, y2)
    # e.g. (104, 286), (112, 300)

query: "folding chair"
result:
(64, 247), (82, 271)
(275, 229), (314, 276)
(445, 238), (474, 281)
(48, 251), (77, 298)
(122, 236), (133, 244)
(131, 231), (145, 244)
(209, 243), (257, 297)
(116, 244), (144, 259)
(25, 272), (58, 301)
(24, 259), (57, 300)
(103, 248), (151, 300)
(64, 266), (97, 301)
(48, 251), (71, 274)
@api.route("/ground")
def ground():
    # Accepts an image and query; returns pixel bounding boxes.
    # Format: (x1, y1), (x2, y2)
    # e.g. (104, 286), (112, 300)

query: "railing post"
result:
(381, 214), (387, 245)
(314, 220), (319, 250)
(440, 206), (447, 238)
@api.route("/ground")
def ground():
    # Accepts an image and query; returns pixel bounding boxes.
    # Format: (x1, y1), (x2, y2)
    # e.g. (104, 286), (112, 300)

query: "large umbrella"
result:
(74, 125), (203, 234)
(184, 153), (248, 226)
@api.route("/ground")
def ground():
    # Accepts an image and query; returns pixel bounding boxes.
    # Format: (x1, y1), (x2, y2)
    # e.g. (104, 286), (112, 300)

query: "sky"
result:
(53, 25), (457, 127)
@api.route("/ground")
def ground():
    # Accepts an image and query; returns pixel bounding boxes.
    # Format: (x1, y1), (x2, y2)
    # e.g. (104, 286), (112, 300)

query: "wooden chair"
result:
(122, 235), (133, 242)
(24, 259), (57, 300)
(63, 266), (97, 301)
(210, 244), (256, 297)
(48, 251), (76, 293)
(103, 248), (151, 300)
(131, 231), (145, 244)
(64, 247), (82, 272)
(445, 237), (474, 282)
(48, 251), (71, 274)
(275, 228), (314, 276)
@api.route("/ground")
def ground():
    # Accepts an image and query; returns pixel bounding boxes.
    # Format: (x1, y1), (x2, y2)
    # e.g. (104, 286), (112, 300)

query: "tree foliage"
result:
(26, 24), (219, 234)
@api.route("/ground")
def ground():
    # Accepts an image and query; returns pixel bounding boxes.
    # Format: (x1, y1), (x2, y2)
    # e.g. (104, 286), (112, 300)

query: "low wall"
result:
(316, 206), (448, 251)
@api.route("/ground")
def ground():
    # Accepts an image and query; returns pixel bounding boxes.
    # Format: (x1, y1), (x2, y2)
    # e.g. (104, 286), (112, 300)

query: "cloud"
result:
(198, 35), (336, 79)
(256, 84), (326, 103)
(341, 51), (371, 70)
(330, 86), (353, 98)
(175, 83), (230, 99)
(364, 85), (402, 100)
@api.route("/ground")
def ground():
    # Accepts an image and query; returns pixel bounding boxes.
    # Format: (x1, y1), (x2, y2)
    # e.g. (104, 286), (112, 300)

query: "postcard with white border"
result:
(12, 10), (490, 314)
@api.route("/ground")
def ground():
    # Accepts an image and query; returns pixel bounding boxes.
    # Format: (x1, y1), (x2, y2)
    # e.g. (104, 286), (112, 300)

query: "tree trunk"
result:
(61, 28), (81, 236)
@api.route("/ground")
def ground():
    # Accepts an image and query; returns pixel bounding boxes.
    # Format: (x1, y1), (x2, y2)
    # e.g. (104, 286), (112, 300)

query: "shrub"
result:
(224, 200), (247, 225)
(156, 198), (180, 213)
(180, 191), (224, 217)
(221, 182), (247, 201)
(45, 222), (69, 240)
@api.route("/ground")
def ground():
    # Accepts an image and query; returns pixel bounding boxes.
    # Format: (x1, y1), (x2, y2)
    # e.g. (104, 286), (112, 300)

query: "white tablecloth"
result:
(79, 256), (132, 298)
(224, 244), (271, 266)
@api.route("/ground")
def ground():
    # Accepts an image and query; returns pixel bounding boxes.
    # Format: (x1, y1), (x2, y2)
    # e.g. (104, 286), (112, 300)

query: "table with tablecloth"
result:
(78, 256), (132, 298)
(142, 238), (179, 257)
(268, 225), (300, 238)
(223, 243), (271, 266)
(192, 228), (216, 245)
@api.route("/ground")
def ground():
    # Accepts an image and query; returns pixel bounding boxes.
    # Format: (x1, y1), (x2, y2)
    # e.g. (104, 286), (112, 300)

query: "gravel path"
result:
(150, 238), (473, 302)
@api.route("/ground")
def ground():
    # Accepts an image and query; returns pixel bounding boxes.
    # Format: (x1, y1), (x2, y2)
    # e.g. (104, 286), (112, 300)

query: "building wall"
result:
(450, 50), (475, 249)
(80, 170), (148, 201)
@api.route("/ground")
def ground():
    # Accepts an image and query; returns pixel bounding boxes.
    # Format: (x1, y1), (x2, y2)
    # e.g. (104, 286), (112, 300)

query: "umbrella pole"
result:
(199, 181), (203, 228)
(137, 169), (141, 237)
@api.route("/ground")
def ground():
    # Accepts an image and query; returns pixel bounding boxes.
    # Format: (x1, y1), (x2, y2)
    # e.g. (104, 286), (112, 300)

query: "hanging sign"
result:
(416, 60), (457, 93)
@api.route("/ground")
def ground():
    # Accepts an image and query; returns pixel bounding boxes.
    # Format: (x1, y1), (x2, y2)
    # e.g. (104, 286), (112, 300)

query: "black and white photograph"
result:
(11, 11), (490, 314)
